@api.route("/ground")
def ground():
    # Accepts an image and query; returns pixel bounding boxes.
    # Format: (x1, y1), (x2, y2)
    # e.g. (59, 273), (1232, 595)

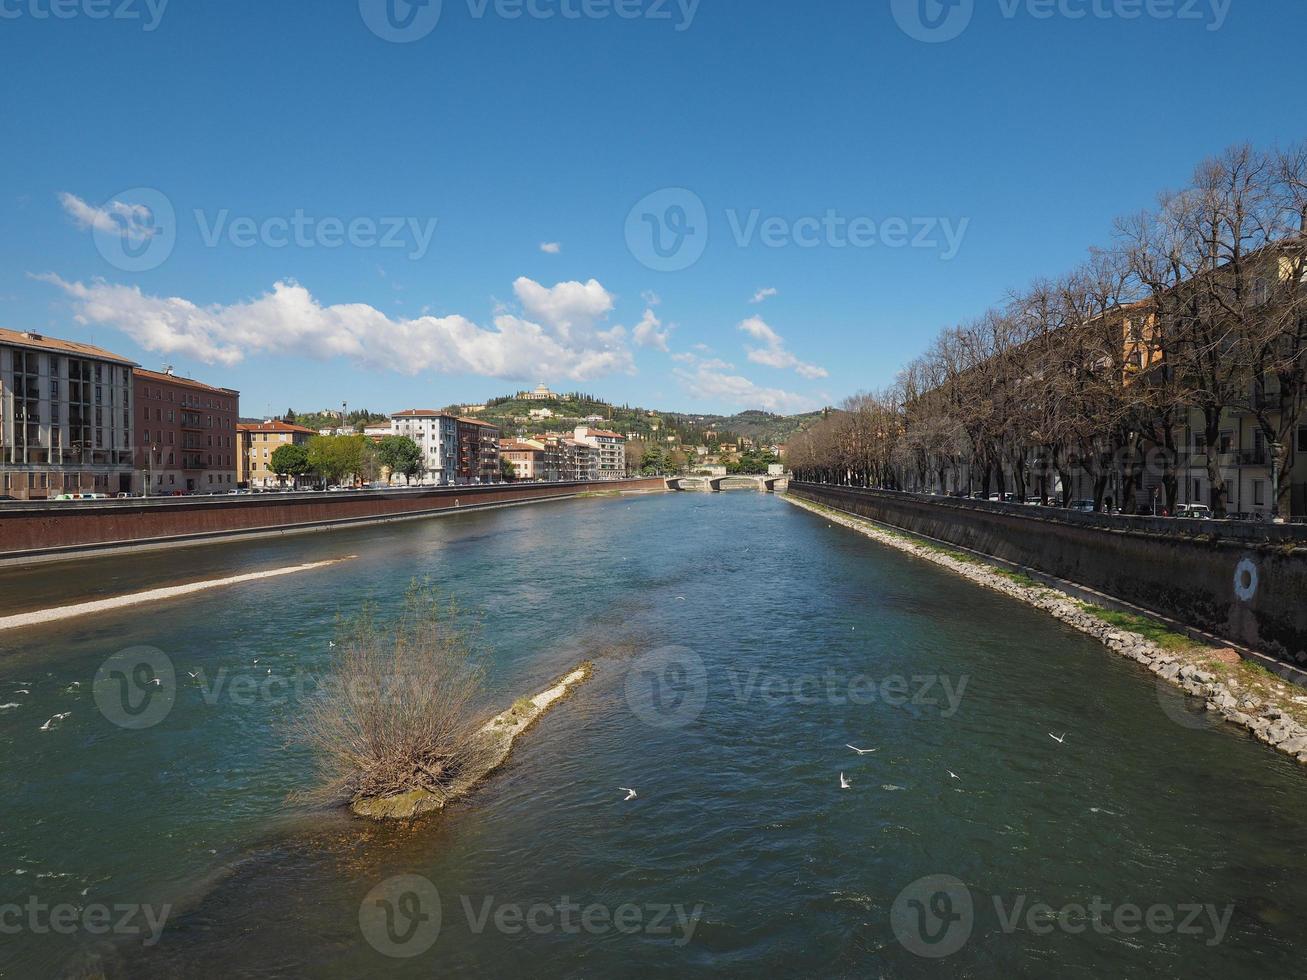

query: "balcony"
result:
(1240, 450), (1269, 466)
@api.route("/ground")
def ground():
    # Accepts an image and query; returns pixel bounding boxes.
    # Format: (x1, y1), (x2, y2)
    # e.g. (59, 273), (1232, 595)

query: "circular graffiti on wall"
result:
(1233, 558), (1259, 603)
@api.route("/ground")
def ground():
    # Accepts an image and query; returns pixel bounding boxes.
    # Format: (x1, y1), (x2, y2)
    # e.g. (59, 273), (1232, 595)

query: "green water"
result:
(1, 492), (1305, 977)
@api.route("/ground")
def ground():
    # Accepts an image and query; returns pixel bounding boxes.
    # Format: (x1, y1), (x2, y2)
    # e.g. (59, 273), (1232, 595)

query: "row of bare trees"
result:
(790, 142), (1307, 518)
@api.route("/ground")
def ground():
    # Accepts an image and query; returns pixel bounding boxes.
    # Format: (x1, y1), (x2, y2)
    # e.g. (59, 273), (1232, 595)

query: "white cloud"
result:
(539, 241), (561, 254)
(737, 315), (828, 379)
(512, 277), (614, 341)
(750, 286), (778, 304)
(641, 290), (661, 307)
(673, 364), (815, 413)
(38, 274), (634, 381)
(59, 192), (157, 241)
(631, 308), (671, 352)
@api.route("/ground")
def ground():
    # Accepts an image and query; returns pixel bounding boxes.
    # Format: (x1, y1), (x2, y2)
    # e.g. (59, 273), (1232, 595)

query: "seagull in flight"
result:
(188, 671), (198, 679)
(839, 773), (851, 789)
(39, 712), (71, 731)
(846, 744), (876, 755)
(947, 770), (960, 780)
(675, 596), (686, 601)
(619, 787), (637, 801)
(1049, 732), (1066, 744)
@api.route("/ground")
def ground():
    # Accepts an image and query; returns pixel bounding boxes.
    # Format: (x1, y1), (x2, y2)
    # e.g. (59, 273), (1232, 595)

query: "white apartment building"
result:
(0, 328), (136, 499)
(391, 410), (459, 485)
(574, 426), (626, 480)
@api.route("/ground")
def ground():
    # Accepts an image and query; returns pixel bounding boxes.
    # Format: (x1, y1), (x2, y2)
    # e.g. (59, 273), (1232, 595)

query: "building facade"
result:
(391, 410), (458, 484)
(562, 437), (597, 481)
(456, 417), (501, 483)
(499, 439), (548, 481)
(237, 420), (317, 488)
(134, 368), (239, 495)
(574, 426), (626, 479)
(0, 328), (135, 499)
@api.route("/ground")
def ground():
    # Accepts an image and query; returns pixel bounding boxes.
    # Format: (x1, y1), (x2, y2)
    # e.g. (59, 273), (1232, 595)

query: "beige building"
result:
(574, 426), (626, 479)
(0, 327), (136, 499)
(237, 420), (317, 488)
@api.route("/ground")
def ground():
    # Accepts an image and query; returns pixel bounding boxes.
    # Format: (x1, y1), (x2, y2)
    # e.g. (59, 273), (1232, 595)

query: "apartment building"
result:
(0, 327), (136, 499)
(573, 426), (626, 480)
(134, 368), (240, 494)
(562, 437), (597, 481)
(237, 419), (317, 488)
(391, 410), (458, 484)
(390, 411), (500, 484)
(499, 439), (548, 481)
(456, 417), (501, 483)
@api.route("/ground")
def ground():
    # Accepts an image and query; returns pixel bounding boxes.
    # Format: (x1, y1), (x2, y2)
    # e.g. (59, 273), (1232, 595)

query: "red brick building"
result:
(134, 368), (240, 495)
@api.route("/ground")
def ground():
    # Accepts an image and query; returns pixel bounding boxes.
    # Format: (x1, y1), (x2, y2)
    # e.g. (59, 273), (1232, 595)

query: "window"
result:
(1299, 427), (1307, 454)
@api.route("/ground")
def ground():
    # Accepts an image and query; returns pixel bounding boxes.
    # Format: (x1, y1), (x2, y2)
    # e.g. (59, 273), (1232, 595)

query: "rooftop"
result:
(237, 420), (318, 435)
(134, 367), (239, 397)
(0, 327), (137, 367)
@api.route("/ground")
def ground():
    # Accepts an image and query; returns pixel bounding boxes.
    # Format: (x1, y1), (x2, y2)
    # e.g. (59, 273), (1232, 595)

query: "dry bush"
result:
(291, 587), (489, 808)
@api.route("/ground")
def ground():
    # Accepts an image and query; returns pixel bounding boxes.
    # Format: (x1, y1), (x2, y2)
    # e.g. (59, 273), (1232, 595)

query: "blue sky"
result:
(0, 0), (1299, 418)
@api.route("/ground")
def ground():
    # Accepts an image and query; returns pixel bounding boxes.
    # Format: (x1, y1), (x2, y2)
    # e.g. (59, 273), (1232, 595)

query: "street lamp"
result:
(1270, 441), (1285, 524)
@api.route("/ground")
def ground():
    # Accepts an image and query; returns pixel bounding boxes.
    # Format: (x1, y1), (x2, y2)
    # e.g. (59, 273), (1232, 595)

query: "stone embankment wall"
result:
(0, 479), (667, 565)
(789, 483), (1307, 667)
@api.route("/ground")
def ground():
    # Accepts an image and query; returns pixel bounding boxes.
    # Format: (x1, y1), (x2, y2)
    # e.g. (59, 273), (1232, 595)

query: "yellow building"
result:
(237, 420), (317, 487)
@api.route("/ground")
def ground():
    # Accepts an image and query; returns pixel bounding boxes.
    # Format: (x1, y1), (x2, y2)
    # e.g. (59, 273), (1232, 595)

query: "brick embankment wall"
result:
(789, 483), (1307, 668)
(0, 479), (667, 565)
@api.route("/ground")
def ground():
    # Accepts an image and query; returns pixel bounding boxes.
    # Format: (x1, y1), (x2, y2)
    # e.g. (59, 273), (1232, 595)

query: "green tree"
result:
(499, 456), (516, 482)
(270, 442), (310, 488)
(377, 435), (423, 485)
(307, 435), (368, 487)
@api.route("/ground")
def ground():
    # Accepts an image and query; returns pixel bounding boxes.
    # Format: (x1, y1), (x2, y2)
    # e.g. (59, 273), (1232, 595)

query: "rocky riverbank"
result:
(351, 663), (593, 820)
(785, 494), (1307, 767)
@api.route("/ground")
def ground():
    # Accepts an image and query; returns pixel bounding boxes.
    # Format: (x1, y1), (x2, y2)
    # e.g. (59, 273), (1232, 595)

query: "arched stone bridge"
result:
(666, 475), (789, 493)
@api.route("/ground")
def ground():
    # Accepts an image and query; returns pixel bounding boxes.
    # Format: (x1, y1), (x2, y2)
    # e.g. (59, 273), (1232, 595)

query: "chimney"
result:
(23, 331), (42, 341)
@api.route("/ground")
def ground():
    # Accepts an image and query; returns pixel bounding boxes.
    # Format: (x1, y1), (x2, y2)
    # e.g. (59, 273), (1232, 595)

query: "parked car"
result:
(1067, 499), (1097, 513)
(1175, 503), (1213, 520)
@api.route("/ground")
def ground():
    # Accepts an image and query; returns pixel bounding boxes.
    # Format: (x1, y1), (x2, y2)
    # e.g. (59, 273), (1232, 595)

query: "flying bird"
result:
(39, 712), (71, 731)
(1049, 732), (1066, 744)
(839, 773), (851, 789)
(845, 744), (876, 755)
(619, 787), (637, 801)
(947, 770), (960, 780)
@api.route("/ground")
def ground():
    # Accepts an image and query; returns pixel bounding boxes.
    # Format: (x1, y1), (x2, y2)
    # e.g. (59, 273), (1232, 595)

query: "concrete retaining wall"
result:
(789, 482), (1307, 668)
(0, 479), (667, 565)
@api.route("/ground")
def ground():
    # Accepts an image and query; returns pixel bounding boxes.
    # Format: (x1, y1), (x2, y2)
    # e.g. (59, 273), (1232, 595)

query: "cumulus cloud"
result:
(750, 286), (778, 304)
(38, 274), (634, 381)
(631, 308), (671, 352)
(673, 363), (815, 414)
(737, 315), (827, 379)
(59, 192), (157, 241)
(539, 241), (561, 254)
(512, 277), (614, 340)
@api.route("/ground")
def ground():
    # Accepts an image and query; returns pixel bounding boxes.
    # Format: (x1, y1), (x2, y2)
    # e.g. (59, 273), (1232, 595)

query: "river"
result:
(2, 491), (1305, 977)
